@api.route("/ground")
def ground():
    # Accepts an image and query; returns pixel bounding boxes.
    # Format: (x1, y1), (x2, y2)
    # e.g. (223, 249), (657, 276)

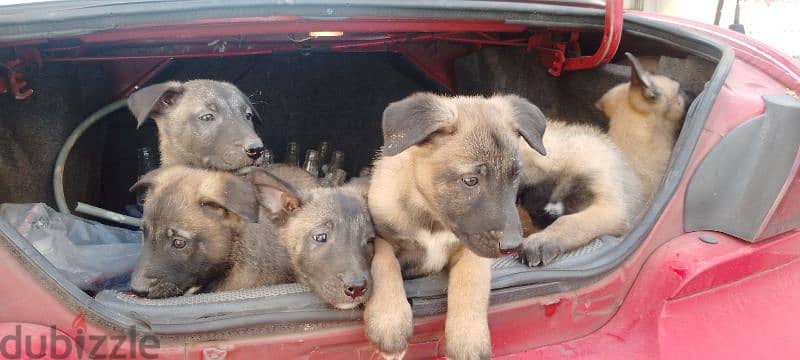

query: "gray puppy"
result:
(242, 167), (375, 309)
(128, 80), (265, 171)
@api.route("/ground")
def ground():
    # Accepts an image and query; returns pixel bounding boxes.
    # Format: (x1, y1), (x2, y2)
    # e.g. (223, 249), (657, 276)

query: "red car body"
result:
(0, 2), (799, 359)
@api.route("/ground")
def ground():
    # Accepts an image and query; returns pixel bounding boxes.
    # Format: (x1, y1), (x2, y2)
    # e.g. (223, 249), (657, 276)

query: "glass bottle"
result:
(261, 148), (274, 166)
(324, 150), (344, 176)
(136, 147), (157, 206)
(332, 169), (347, 187)
(303, 149), (321, 177)
(286, 142), (300, 166)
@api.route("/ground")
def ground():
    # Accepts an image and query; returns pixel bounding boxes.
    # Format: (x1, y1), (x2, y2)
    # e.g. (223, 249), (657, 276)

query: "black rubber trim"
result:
(0, 6), (734, 336)
(0, 1), (605, 43)
(685, 94), (800, 241)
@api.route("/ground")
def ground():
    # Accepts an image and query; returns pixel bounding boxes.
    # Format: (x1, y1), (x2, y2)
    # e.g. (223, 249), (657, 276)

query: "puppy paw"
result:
(445, 332), (491, 360)
(520, 235), (564, 267)
(372, 349), (407, 360)
(364, 297), (413, 358)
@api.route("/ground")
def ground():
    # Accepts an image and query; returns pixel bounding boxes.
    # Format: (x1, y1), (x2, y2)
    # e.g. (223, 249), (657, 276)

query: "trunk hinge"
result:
(528, 32), (578, 77)
(529, 0), (623, 76)
(0, 48), (41, 100)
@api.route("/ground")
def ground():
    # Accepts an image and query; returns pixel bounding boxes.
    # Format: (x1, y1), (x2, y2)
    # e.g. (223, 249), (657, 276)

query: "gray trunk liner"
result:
(94, 237), (617, 334)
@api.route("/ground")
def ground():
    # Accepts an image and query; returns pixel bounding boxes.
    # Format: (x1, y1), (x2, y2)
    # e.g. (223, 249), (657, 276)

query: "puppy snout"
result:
(130, 276), (155, 298)
(244, 143), (264, 160)
(342, 276), (368, 299)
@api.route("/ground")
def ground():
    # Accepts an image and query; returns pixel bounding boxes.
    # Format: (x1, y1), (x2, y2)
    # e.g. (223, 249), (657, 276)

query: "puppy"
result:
(127, 80), (265, 171)
(365, 93), (546, 360)
(130, 165), (375, 308)
(242, 167), (375, 309)
(129, 166), (292, 298)
(595, 53), (693, 202)
(518, 120), (643, 267)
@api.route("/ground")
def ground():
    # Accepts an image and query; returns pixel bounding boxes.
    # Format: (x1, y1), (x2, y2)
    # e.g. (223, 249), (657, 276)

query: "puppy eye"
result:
(462, 176), (479, 187)
(172, 237), (187, 249)
(313, 233), (328, 243)
(245, 112), (254, 122)
(199, 114), (215, 122)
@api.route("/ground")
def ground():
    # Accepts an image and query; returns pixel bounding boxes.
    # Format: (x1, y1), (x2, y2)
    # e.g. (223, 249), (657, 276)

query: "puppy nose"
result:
(131, 288), (149, 298)
(499, 243), (523, 255)
(343, 276), (367, 299)
(497, 232), (523, 255)
(245, 144), (264, 159)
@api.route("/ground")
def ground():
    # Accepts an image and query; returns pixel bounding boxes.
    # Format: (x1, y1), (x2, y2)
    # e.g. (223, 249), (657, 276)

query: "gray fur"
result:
(127, 80), (264, 171)
(246, 167), (375, 309)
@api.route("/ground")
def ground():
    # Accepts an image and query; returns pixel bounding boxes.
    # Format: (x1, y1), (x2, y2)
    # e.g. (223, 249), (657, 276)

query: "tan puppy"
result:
(366, 93), (547, 360)
(595, 53), (693, 202)
(518, 120), (643, 266)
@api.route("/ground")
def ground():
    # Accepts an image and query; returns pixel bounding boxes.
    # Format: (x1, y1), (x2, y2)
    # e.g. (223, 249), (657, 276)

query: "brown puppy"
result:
(130, 165), (375, 309)
(595, 53), (692, 202)
(129, 166), (292, 298)
(518, 120), (643, 266)
(366, 93), (547, 360)
(128, 80), (265, 171)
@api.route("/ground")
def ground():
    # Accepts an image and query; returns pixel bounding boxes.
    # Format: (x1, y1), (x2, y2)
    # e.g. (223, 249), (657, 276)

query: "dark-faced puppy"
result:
(128, 80), (265, 171)
(242, 168), (375, 309)
(129, 166), (292, 299)
(596, 53), (693, 202)
(365, 93), (547, 360)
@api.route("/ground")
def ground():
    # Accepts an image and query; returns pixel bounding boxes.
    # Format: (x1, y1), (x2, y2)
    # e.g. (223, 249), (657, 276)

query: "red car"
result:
(0, 0), (799, 359)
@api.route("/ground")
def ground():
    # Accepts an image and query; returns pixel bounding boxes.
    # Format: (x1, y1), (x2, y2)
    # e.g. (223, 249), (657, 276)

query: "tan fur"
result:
(444, 248), (492, 359)
(364, 237), (413, 358)
(366, 94), (539, 360)
(596, 74), (687, 202)
(519, 120), (643, 263)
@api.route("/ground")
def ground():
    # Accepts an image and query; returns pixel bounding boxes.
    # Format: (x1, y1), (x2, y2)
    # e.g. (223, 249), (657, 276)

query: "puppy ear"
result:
(381, 93), (454, 157)
(128, 81), (184, 129)
(129, 167), (167, 193)
(242, 167), (304, 216)
(504, 95), (547, 156)
(198, 175), (259, 223)
(625, 52), (659, 101)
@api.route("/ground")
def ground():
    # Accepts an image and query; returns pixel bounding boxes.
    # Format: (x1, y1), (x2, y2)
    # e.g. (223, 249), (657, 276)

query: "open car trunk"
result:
(0, 1), (728, 340)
